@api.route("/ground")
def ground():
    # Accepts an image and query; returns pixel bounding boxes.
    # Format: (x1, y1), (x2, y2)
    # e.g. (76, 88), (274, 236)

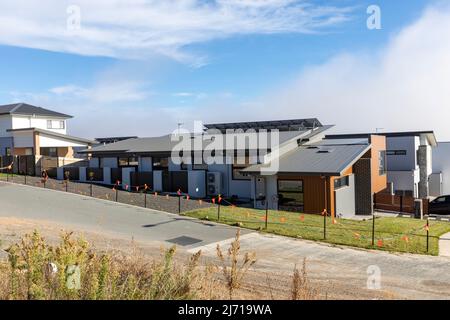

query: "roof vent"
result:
(317, 147), (334, 153)
(306, 146), (319, 149)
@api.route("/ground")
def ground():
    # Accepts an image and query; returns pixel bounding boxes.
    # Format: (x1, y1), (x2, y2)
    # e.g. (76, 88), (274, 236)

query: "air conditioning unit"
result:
(207, 172), (222, 196)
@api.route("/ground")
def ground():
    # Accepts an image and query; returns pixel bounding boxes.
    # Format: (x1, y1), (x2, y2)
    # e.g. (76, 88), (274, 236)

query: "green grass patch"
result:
(185, 206), (450, 255)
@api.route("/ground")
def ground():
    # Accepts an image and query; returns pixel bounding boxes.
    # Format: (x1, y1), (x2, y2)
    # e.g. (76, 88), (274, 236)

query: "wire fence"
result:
(0, 170), (444, 255)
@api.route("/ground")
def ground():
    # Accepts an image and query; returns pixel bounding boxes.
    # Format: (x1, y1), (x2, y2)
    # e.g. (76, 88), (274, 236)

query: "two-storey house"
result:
(0, 103), (93, 157)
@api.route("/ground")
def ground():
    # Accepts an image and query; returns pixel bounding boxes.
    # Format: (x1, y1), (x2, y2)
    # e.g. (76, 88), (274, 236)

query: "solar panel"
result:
(204, 118), (322, 132)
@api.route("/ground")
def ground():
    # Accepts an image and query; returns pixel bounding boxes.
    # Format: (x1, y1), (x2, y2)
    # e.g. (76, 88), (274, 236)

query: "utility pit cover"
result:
(166, 236), (202, 246)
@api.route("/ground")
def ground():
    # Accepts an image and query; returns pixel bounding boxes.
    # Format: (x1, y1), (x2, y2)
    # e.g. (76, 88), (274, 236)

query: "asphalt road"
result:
(2, 181), (450, 299)
(0, 182), (244, 249)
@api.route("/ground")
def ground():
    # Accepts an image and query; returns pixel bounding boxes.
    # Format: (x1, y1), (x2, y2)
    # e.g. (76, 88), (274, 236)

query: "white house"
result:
(327, 131), (437, 198)
(0, 103), (93, 158)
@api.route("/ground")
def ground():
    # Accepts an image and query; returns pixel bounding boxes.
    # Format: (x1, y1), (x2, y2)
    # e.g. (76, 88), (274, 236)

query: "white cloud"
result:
(0, 0), (353, 65)
(201, 4), (450, 140)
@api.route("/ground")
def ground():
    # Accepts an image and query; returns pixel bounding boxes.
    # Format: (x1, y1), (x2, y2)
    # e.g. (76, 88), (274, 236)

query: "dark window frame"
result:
(118, 156), (139, 168)
(386, 150), (407, 156)
(334, 175), (350, 190)
(152, 157), (169, 171)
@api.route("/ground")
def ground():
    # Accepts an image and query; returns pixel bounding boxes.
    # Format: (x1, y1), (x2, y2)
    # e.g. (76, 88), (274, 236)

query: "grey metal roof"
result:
(0, 103), (72, 118)
(242, 142), (371, 176)
(7, 128), (94, 145)
(82, 130), (315, 154)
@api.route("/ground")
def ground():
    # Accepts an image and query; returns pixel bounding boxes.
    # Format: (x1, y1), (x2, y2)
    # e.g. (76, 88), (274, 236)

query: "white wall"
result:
(207, 162), (252, 199)
(335, 174), (356, 218)
(387, 170), (419, 197)
(429, 173), (442, 197)
(386, 136), (418, 171)
(39, 133), (86, 147)
(252, 175), (278, 210)
(432, 142), (450, 195)
(12, 115), (67, 135)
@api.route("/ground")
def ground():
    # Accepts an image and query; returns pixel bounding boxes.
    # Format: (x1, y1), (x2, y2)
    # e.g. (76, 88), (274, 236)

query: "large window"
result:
(47, 120), (65, 129)
(118, 156), (138, 167)
(277, 180), (304, 212)
(152, 157), (169, 170)
(379, 150), (387, 175)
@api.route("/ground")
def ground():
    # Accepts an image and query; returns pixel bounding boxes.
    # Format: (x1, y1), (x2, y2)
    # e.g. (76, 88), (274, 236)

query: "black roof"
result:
(0, 103), (72, 118)
(204, 118), (322, 133)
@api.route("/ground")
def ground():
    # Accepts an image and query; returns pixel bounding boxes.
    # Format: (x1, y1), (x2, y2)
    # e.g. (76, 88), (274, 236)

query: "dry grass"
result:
(0, 229), (323, 300)
(291, 259), (319, 300)
(216, 229), (257, 299)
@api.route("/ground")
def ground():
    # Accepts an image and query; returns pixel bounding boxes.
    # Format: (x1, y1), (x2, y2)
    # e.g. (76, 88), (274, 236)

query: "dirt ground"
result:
(0, 216), (397, 300)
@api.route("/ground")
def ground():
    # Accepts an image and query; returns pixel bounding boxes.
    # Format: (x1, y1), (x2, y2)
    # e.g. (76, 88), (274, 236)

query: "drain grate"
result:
(166, 236), (202, 246)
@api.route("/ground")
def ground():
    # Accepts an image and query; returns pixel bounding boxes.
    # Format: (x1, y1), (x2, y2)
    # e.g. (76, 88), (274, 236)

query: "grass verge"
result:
(184, 206), (450, 255)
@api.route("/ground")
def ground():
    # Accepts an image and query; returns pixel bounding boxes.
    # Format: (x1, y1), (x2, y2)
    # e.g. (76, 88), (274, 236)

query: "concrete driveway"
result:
(0, 182), (245, 249)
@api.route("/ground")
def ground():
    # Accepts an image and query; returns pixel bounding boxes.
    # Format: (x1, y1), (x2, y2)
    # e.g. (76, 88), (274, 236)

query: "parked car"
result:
(428, 195), (450, 215)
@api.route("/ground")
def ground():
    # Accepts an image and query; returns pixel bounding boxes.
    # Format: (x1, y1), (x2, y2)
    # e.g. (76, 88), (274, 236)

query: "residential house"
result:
(326, 131), (437, 199)
(81, 119), (332, 197)
(242, 135), (387, 217)
(79, 118), (389, 217)
(0, 103), (94, 175)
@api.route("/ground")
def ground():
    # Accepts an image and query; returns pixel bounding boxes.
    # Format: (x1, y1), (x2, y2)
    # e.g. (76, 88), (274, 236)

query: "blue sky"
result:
(0, 0), (449, 139)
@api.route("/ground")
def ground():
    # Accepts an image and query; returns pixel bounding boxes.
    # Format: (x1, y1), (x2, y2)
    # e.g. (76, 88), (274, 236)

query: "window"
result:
(334, 176), (350, 189)
(118, 157), (138, 167)
(5, 147), (11, 156)
(193, 163), (208, 170)
(47, 120), (65, 129)
(232, 155), (251, 180)
(152, 157), (169, 170)
(378, 150), (387, 175)
(278, 180), (304, 212)
(386, 150), (407, 156)
(232, 165), (251, 180)
(40, 147), (57, 157)
(434, 196), (446, 203)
